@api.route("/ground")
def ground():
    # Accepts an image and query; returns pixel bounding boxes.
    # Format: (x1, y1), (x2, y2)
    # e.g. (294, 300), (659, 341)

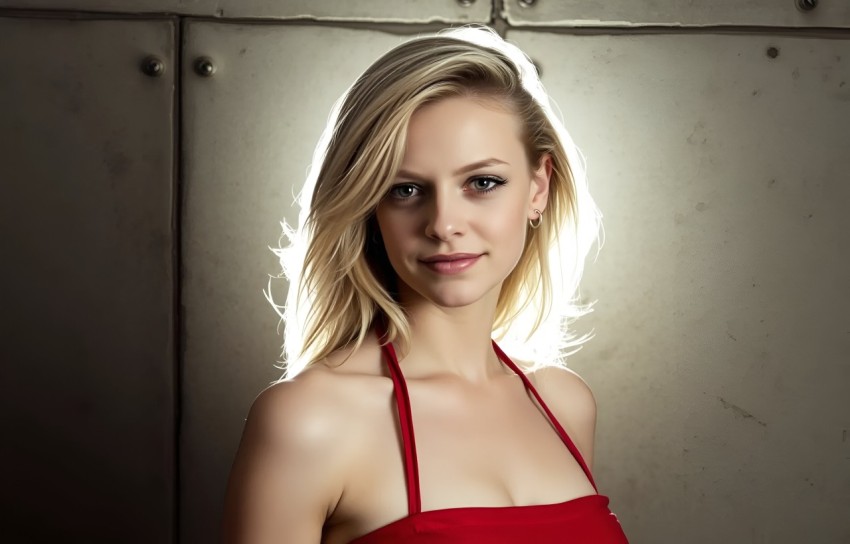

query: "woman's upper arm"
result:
(221, 377), (345, 544)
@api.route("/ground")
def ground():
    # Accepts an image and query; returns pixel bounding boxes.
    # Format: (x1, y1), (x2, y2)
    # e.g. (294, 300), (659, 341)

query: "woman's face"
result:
(375, 95), (550, 311)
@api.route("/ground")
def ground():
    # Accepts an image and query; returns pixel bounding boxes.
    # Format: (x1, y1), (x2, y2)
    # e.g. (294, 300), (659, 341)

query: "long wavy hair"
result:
(267, 26), (603, 380)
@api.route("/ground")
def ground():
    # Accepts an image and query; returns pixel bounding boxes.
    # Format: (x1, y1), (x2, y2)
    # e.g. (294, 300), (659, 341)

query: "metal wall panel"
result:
(0, 0), (491, 22)
(504, 0), (850, 28)
(0, 16), (175, 543)
(179, 22), (423, 543)
(507, 29), (850, 542)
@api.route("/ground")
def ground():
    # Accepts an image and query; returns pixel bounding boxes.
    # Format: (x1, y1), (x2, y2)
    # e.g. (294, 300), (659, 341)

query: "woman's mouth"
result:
(419, 253), (483, 275)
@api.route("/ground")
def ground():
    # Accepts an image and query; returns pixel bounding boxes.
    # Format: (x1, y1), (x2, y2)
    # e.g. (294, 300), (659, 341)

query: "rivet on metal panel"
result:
(141, 56), (165, 77)
(194, 57), (216, 77)
(766, 47), (780, 59)
(518, 0), (537, 7)
(457, 0), (476, 6)
(796, 0), (818, 11)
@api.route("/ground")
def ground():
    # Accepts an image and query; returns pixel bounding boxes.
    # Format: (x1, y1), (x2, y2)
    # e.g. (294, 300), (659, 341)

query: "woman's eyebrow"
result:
(395, 158), (510, 180)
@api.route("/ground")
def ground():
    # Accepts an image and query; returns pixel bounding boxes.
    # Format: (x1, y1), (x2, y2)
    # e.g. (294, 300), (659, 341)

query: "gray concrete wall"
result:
(1, 1), (848, 542)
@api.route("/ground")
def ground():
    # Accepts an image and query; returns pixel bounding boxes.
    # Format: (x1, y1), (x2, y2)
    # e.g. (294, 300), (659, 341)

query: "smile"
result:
(419, 253), (483, 275)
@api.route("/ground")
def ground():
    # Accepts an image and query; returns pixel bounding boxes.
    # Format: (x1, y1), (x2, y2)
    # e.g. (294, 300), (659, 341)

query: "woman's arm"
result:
(221, 376), (346, 543)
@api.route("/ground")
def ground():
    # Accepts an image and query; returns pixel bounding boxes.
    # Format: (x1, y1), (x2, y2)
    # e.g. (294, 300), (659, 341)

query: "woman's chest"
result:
(322, 380), (595, 544)
(413, 384), (586, 500)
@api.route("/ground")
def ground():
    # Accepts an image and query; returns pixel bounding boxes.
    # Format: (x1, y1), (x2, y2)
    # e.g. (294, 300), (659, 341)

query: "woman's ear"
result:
(528, 153), (552, 217)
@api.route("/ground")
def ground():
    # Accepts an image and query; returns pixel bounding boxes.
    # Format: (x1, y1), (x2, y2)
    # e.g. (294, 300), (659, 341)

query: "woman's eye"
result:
(388, 184), (420, 199)
(468, 176), (506, 193)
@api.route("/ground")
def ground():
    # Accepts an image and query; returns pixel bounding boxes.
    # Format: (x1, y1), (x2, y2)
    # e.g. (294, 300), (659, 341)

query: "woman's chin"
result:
(418, 285), (501, 311)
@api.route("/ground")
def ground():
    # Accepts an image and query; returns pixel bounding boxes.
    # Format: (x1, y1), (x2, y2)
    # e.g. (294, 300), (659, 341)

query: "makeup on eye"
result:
(386, 175), (508, 201)
(464, 175), (507, 193)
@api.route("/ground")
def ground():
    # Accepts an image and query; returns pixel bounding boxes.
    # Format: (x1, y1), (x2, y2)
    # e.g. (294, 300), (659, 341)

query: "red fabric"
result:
(348, 334), (629, 544)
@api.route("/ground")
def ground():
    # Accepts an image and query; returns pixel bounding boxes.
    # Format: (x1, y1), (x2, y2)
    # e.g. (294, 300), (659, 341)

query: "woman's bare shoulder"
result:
(234, 366), (363, 499)
(247, 338), (386, 448)
(247, 368), (348, 446)
(222, 342), (387, 543)
(528, 365), (597, 413)
(527, 365), (598, 466)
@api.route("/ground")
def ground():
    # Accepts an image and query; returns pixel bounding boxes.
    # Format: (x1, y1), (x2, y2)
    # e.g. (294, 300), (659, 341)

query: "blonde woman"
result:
(223, 26), (629, 544)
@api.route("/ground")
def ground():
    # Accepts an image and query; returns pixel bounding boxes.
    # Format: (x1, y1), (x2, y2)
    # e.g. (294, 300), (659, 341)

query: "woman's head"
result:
(374, 94), (551, 316)
(271, 26), (602, 378)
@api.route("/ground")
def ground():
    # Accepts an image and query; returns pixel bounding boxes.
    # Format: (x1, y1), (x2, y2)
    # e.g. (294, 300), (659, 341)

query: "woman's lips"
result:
(420, 254), (482, 275)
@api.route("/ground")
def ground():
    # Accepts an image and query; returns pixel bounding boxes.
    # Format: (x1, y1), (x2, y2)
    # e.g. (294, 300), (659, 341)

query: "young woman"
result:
(223, 26), (629, 544)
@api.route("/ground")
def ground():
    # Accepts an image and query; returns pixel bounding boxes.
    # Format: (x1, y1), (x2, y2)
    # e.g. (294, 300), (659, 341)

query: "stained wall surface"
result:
(1, 1), (848, 543)
(507, 29), (850, 542)
(0, 15), (176, 543)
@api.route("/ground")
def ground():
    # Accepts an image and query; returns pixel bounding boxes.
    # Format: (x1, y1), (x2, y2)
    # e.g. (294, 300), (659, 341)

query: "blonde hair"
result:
(267, 26), (603, 380)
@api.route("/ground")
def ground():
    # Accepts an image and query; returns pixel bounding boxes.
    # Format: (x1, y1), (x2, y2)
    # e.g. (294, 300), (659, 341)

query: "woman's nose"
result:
(424, 190), (464, 241)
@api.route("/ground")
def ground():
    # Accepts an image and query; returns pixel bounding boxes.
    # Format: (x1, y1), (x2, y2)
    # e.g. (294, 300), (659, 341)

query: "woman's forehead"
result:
(401, 96), (525, 173)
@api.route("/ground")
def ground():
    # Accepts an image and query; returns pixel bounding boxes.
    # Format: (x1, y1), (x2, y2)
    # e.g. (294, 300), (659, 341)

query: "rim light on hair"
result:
(266, 25), (603, 380)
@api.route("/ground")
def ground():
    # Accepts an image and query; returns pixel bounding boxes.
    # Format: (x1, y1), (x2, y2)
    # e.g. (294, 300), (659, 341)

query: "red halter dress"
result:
(348, 337), (630, 543)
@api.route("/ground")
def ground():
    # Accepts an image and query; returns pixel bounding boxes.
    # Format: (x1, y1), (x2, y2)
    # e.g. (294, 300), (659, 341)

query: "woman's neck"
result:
(392, 290), (509, 384)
